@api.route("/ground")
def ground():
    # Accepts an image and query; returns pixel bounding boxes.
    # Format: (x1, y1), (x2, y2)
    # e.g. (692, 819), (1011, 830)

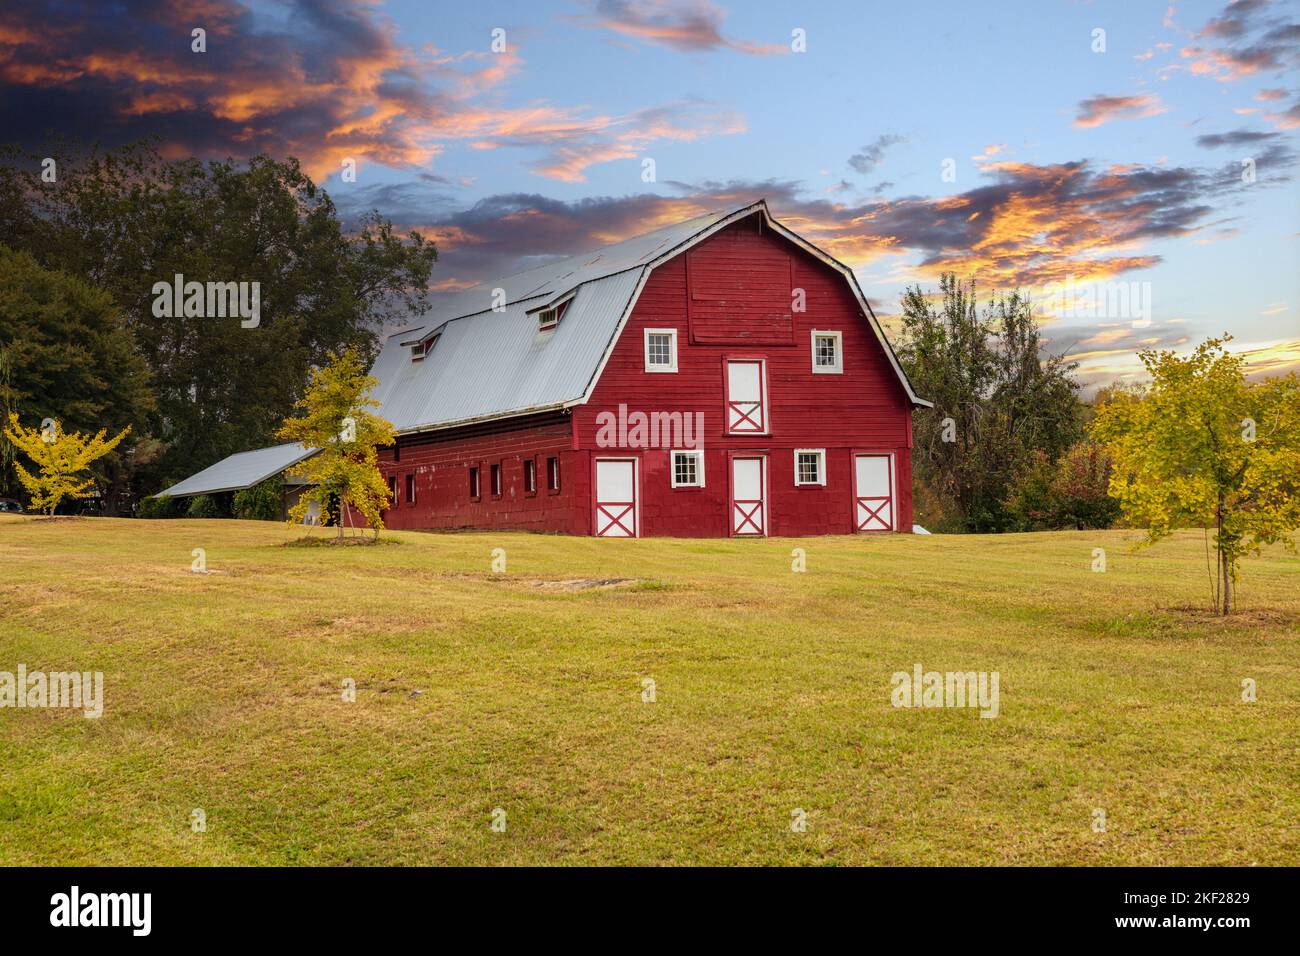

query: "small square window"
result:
(671, 450), (704, 488)
(523, 458), (537, 494)
(794, 449), (826, 486)
(546, 456), (560, 492)
(491, 463), (502, 497)
(468, 466), (480, 499)
(405, 473), (415, 505)
(811, 330), (843, 374)
(644, 328), (678, 372)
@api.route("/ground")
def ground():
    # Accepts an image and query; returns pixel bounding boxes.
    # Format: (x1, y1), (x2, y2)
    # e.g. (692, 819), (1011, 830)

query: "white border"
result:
(644, 327), (679, 372)
(669, 448), (705, 488)
(793, 448), (827, 486)
(810, 329), (843, 374)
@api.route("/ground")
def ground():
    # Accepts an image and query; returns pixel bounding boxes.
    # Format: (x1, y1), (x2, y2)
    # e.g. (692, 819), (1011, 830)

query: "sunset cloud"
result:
(1073, 93), (1167, 128)
(346, 153), (1273, 305)
(583, 0), (786, 55)
(0, 0), (745, 182)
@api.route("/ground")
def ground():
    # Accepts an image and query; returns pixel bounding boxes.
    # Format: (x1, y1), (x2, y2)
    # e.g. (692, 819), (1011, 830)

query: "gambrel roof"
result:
(369, 200), (929, 434)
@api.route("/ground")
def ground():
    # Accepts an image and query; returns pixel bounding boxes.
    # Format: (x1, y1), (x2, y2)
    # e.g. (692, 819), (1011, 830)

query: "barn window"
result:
(491, 463), (502, 497)
(410, 340), (425, 361)
(547, 456), (560, 492)
(523, 458), (537, 494)
(537, 301), (569, 332)
(644, 328), (678, 372)
(388, 475), (399, 505)
(468, 466), (480, 499)
(794, 449), (826, 486)
(671, 450), (704, 488)
(812, 331), (842, 374)
(405, 473), (415, 505)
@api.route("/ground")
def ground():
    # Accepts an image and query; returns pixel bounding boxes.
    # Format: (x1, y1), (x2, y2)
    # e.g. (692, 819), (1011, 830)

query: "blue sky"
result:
(2, 0), (1297, 385)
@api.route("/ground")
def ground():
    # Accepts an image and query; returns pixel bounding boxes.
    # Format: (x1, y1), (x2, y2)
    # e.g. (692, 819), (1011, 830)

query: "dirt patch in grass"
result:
(529, 577), (644, 591)
(1163, 604), (1300, 632)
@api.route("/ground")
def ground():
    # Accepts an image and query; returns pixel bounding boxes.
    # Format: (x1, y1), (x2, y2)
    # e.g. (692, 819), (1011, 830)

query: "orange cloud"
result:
(1073, 93), (1167, 128)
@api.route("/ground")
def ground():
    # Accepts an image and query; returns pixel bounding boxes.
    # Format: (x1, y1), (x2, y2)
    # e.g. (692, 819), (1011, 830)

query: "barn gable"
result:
(369, 200), (928, 435)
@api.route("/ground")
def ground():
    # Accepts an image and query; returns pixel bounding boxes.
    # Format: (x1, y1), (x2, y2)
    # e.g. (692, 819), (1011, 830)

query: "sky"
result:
(1, 0), (1298, 389)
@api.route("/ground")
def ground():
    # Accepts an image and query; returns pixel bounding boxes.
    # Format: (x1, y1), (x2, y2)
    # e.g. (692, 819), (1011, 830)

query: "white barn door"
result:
(730, 456), (766, 536)
(854, 454), (894, 532)
(594, 458), (637, 537)
(726, 360), (766, 434)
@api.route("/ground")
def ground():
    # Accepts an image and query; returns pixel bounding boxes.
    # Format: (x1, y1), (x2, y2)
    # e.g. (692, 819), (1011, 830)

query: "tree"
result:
(897, 273), (1083, 531)
(1006, 441), (1120, 531)
(276, 348), (394, 540)
(3, 414), (131, 516)
(0, 141), (436, 494)
(1091, 337), (1300, 614)
(0, 246), (153, 509)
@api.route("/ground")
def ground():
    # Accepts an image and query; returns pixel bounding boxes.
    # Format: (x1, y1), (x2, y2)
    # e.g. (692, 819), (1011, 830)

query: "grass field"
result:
(0, 514), (1296, 866)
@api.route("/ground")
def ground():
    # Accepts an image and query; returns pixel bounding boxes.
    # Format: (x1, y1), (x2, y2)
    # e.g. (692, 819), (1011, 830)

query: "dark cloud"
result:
(848, 134), (906, 173)
(1195, 128), (1281, 147)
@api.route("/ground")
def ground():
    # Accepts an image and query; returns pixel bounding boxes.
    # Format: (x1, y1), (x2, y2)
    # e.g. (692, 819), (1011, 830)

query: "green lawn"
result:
(0, 514), (1296, 865)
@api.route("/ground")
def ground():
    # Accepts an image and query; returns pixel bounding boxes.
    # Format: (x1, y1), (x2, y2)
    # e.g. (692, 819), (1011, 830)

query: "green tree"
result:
(3, 414), (131, 516)
(0, 246), (153, 509)
(233, 475), (285, 521)
(897, 273), (1083, 531)
(0, 141), (436, 493)
(277, 348), (395, 541)
(1091, 336), (1300, 614)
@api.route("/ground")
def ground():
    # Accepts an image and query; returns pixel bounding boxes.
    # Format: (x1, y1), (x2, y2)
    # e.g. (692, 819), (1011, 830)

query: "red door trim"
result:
(727, 452), (768, 538)
(851, 449), (895, 533)
(722, 356), (769, 436)
(592, 456), (640, 538)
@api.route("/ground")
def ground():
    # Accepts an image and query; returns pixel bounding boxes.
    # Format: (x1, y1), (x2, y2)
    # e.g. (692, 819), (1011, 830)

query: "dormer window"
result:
(536, 298), (571, 333)
(410, 332), (439, 362)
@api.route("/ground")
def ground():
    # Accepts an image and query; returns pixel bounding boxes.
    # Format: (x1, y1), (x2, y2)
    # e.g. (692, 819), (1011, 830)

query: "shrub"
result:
(233, 475), (283, 521)
(1005, 441), (1119, 531)
(186, 494), (223, 519)
(138, 494), (181, 519)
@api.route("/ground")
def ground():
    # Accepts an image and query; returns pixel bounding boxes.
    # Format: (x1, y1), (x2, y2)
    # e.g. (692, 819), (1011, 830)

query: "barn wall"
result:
(373, 412), (586, 533)
(574, 217), (915, 537)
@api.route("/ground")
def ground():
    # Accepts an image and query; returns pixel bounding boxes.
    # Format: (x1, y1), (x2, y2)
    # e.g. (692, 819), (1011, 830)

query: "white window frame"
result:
(538, 307), (559, 332)
(644, 328), (678, 373)
(794, 448), (827, 487)
(670, 449), (705, 489)
(811, 330), (843, 374)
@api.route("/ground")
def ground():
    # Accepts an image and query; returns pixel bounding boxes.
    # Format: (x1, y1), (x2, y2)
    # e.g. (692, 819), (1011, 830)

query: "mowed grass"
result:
(0, 514), (1296, 866)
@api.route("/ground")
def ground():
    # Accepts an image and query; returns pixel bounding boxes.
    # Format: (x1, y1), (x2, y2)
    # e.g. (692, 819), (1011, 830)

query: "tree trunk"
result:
(1216, 496), (1230, 616)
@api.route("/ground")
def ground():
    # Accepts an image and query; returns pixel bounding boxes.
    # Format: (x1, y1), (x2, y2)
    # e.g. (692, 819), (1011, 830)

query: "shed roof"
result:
(368, 199), (928, 434)
(154, 442), (316, 498)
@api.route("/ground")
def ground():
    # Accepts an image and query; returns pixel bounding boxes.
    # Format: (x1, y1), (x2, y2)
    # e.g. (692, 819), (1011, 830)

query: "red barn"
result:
(367, 200), (929, 537)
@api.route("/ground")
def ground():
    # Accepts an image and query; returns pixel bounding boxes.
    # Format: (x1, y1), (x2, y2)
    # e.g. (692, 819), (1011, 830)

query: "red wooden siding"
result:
(574, 216), (914, 537)
(372, 412), (587, 533)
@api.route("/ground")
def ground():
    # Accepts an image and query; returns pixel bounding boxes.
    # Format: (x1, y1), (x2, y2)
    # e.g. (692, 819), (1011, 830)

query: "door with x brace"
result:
(854, 453), (894, 532)
(594, 458), (638, 537)
(730, 455), (766, 536)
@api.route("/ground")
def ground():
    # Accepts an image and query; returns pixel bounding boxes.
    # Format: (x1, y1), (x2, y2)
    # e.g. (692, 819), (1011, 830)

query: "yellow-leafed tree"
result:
(277, 347), (395, 540)
(1091, 336), (1300, 614)
(3, 414), (131, 516)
